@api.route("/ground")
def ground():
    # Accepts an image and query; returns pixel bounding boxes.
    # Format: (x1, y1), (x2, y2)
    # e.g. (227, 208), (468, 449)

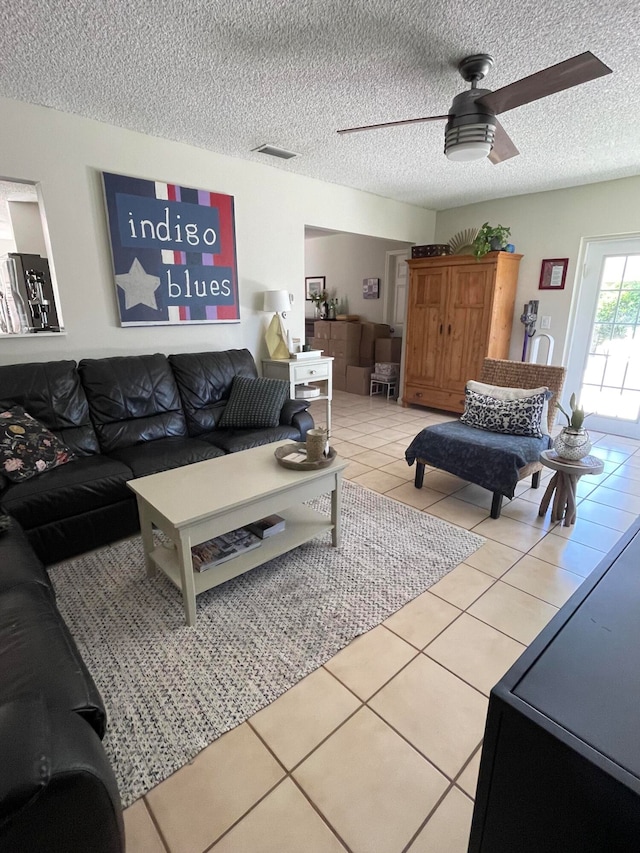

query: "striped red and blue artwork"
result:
(102, 172), (240, 326)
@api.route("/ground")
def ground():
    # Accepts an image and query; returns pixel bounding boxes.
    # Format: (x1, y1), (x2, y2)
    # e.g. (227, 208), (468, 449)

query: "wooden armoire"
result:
(402, 251), (522, 413)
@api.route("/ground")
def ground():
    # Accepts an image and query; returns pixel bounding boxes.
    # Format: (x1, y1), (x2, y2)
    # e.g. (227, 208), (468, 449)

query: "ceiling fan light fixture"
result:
(444, 121), (496, 162)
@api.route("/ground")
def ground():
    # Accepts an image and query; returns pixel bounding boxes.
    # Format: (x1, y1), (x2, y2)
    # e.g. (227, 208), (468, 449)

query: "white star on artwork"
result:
(116, 258), (161, 311)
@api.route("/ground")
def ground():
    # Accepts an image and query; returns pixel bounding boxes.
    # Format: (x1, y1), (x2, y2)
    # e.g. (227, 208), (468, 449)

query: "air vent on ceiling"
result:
(252, 144), (298, 160)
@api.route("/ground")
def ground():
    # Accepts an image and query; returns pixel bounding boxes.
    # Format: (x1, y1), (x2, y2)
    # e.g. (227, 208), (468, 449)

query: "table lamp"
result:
(263, 290), (292, 359)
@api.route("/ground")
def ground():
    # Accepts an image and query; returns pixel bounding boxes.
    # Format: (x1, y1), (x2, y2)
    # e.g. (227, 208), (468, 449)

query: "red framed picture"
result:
(539, 258), (568, 290)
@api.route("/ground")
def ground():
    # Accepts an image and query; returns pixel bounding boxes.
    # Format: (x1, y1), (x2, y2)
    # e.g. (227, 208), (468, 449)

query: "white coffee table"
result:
(128, 442), (347, 626)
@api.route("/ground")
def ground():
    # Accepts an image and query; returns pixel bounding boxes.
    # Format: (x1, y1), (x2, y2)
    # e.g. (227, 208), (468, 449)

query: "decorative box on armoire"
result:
(402, 251), (522, 413)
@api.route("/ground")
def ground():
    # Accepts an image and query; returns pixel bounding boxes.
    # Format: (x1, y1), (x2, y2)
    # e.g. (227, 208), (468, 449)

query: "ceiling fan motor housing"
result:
(444, 89), (497, 161)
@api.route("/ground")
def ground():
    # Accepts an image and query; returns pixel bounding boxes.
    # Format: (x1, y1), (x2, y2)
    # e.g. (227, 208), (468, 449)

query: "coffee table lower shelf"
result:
(149, 504), (332, 597)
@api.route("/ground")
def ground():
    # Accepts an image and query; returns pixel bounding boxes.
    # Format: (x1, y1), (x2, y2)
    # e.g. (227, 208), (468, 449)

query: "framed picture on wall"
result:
(305, 276), (325, 300)
(539, 258), (569, 290)
(363, 277), (380, 299)
(102, 171), (240, 326)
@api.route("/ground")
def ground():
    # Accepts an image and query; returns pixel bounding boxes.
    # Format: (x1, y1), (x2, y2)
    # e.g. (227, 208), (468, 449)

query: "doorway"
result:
(383, 249), (410, 337)
(566, 236), (640, 438)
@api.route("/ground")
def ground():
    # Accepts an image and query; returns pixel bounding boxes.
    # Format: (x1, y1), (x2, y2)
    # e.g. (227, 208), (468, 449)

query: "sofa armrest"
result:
(291, 408), (314, 439)
(0, 695), (124, 853)
(279, 398), (310, 426)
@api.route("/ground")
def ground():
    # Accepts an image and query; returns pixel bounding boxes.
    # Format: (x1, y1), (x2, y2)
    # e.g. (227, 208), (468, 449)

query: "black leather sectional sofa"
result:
(0, 348), (313, 565)
(0, 347), (312, 852)
(0, 519), (123, 852)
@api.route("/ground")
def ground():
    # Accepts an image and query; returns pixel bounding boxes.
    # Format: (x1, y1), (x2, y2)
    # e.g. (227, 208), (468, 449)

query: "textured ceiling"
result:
(1, 0), (639, 211)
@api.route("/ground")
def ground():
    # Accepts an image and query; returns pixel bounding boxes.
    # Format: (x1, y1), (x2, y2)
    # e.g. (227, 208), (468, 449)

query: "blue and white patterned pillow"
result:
(219, 376), (289, 429)
(460, 388), (546, 438)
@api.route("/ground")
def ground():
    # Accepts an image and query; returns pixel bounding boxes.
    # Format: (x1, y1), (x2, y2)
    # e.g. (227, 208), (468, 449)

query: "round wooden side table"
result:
(538, 450), (604, 527)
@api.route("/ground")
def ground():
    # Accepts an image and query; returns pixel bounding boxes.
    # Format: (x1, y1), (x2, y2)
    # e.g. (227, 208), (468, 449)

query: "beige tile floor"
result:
(124, 391), (640, 853)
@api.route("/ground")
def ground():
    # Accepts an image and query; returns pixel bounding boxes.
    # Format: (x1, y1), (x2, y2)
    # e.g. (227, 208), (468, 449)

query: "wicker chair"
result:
(406, 358), (566, 519)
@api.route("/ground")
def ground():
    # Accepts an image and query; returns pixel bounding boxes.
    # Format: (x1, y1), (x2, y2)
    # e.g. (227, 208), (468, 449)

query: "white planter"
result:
(553, 428), (592, 461)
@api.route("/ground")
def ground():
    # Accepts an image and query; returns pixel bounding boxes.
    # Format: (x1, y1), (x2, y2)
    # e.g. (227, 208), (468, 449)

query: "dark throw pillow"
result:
(219, 376), (289, 429)
(0, 405), (75, 482)
(460, 388), (546, 438)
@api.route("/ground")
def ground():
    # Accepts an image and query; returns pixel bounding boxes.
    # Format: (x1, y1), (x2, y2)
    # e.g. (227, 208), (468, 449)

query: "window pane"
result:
(622, 255), (640, 285)
(615, 290), (640, 323)
(601, 256), (625, 290)
(582, 385), (640, 421)
(594, 291), (619, 331)
(583, 353), (605, 385)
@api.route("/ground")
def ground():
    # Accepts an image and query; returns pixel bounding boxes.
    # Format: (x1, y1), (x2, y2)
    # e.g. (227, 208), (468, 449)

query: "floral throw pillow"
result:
(460, 388), (546, 438)
(0, 405), (75, 483)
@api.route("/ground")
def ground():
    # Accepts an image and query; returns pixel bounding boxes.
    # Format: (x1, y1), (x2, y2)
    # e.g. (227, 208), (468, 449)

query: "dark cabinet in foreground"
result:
(469, 518), (640, 852)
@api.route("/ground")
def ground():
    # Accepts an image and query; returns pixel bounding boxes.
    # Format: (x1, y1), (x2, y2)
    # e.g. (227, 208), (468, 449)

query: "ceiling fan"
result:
(337, 52), (612, 163)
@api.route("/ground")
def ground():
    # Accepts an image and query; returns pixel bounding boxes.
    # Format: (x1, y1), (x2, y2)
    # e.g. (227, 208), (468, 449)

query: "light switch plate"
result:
(540, 316), (551, 330)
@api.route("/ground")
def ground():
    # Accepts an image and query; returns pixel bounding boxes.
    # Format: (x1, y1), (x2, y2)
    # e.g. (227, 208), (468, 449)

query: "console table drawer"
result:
(293, 362), (330, 382)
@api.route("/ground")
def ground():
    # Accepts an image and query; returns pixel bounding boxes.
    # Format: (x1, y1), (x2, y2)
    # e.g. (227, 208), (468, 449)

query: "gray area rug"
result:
(50, 481), (484, 806)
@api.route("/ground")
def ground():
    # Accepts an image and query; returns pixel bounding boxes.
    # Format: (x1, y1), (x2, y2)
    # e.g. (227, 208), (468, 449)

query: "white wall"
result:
(0, 97), (434, 365)
(434, 176), (640, 365)
(304, 232), (415, 322)
(8, 201), (47, 256)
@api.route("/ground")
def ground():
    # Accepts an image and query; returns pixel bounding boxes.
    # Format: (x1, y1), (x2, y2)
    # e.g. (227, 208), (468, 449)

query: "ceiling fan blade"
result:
(477, 51), (612, 116)
(489, 120), (519, 164)
(337, 115), (448, 134)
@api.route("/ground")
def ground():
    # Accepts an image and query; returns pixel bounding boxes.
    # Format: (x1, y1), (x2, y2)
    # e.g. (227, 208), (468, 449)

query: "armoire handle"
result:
(448, 324), (451, 335)
(439, 324), (443, 334)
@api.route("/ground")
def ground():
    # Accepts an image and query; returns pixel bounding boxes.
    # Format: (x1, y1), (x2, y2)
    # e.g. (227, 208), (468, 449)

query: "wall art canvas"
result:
(363, 277), (380, 299)
(102, 172), (239, 326)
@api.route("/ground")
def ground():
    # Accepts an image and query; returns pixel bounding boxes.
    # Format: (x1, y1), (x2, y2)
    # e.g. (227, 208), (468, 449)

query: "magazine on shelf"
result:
(191, 528), (261, 572)
(245, 514), (286, 539)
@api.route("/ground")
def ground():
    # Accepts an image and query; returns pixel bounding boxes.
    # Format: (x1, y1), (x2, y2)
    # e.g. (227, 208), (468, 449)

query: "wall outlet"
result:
(540, 316), (551, 330)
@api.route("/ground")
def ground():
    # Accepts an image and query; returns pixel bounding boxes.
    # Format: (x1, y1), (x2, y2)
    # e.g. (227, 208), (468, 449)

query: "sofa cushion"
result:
(460, 387), (546, 438)
(169, 349), (259, 436)
(219, 376), (289, 429)
(0, 360), (100, 456)
(78, 353), (188, 453)
(1, 455), (133, 533)
(0, 405), (75, 483)
(205, 425), (302, 453)
(109, 436), (225, 477)
(0, 583), (106, 737)
(0, 517), (52, 595)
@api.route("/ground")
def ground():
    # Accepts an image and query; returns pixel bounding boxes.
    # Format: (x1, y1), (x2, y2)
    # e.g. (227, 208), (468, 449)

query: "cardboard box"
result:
(314, 320), (332, 340)
(333, 374), (346, 392)
(327, 339), (360, 362)
(331, 321), (362, 342)
(310, 337), (326, 352)
(332, 357), (348, 380)
(375, 337), (402, 363)
(359, 322), (391, 359)
(359, 357), (375, 369)
(346, 365), (373, 396)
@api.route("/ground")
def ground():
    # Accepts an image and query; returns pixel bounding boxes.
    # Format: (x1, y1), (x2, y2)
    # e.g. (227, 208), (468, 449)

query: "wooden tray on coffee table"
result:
(274, 444), (337, 470)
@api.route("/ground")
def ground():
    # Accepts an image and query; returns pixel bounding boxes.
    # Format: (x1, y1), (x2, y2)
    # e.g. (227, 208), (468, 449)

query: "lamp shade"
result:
(263, 290), (290, 313)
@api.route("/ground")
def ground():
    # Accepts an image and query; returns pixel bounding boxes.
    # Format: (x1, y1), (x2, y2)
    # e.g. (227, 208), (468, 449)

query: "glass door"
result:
(567, 238), (640, 438)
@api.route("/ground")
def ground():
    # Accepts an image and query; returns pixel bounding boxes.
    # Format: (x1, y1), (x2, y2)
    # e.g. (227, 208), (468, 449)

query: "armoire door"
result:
(441, 264), (494, 392)
(405, 267), (448, 389)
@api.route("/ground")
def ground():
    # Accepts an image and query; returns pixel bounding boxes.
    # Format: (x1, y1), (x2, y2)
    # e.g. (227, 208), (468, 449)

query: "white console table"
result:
(262, 356), (333, 433)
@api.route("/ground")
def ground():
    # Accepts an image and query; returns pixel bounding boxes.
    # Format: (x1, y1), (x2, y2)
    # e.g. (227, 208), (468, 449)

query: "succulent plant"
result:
(557, 392), (589, 430)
